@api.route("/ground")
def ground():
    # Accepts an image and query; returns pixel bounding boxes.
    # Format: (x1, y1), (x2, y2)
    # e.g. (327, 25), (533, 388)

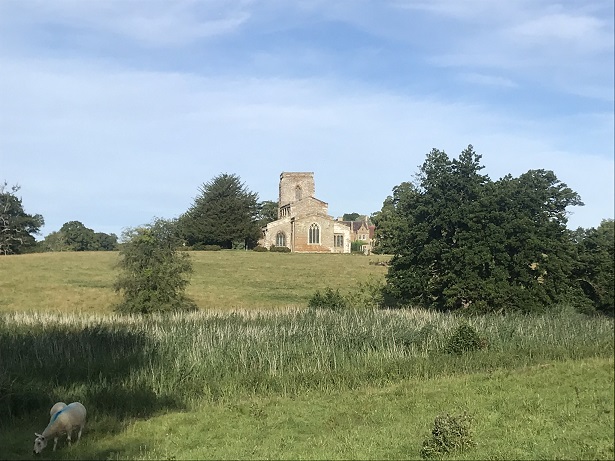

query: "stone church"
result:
(259, 172), (351, 253)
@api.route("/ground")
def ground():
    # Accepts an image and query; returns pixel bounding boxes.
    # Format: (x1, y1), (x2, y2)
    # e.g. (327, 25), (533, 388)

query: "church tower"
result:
(278, 172), (315, 207)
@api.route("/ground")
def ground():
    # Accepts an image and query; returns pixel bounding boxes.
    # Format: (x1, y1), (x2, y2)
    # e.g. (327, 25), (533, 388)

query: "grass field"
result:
(0, 251), (389, 312)
(0, 251), (613, 459)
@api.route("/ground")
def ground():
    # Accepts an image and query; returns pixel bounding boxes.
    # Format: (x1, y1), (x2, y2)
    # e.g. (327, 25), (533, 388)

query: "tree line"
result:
(2, 147), (613, 315)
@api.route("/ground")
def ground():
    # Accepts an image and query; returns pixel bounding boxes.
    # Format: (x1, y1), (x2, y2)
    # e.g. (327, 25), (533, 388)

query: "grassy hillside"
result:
(0, 251), (613, 459)
(0, 251), (389, 312)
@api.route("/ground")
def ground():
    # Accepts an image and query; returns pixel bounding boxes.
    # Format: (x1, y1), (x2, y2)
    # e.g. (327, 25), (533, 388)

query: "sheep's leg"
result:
(77, 424), (84, 442)
(53, 437), (59, 451)
(67, 430), (72, 447)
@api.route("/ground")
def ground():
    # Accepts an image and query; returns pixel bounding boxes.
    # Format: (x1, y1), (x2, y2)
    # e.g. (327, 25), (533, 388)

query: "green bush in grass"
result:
(445, 323), (483, 355)
(420, 411), (475, 458)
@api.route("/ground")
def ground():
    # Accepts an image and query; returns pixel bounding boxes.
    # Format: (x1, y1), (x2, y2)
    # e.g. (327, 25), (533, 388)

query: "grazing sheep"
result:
(33, 402), (87, 454)
(49, 402), (67, 418)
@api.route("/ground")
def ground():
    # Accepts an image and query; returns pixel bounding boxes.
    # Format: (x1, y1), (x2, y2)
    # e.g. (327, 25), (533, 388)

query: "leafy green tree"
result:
(343, 212), (361, 221)
(114, 218), (196, 314)
(257, 200), (279, 227)
(371, 181), (417, 254)
(60, 221), (97, 251)
(94, 232), (118, 251)
(41, 223), (117, 252)
(381, 145), (583, 313)
(0, 182), (44, 255)
(571, 219), (614, 315)
(39, 231), (70, 252)
(178, 173), (261, 249)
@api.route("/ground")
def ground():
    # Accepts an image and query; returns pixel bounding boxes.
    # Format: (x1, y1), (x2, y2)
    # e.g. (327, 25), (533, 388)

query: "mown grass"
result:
(2, 357), (613, 460)
(0, 251), (389, 312)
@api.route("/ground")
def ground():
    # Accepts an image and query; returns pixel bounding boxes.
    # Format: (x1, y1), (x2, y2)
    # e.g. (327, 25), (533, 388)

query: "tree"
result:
(381, 145), (583, 313)
(60, 221), (97, 251)
(0, 182), (44, 255)
(41, 221), (118, 251)
(114, 218), (196, 314)
(95, 232), (118, 251)
(178, 173), (261, 249)
(371, 181), (417, 254)
(343, 212), (361, 221)
(571, 219), (614, 315)
(257, 200), (279, 227)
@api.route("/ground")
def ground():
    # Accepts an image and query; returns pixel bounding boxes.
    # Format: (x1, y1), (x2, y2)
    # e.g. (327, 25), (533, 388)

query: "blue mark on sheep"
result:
(50, 407), (66, 423)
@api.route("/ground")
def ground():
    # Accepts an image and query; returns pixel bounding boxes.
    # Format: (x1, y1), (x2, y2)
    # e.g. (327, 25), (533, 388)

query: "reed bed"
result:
(1, 308), (612, 426)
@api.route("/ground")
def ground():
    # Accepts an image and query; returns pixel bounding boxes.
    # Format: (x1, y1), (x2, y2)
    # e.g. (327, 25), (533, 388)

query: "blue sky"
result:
(1, 0), (613, 239)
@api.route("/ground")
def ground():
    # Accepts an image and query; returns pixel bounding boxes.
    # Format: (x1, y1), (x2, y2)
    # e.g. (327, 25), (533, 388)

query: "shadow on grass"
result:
(0, 323), (185, 430)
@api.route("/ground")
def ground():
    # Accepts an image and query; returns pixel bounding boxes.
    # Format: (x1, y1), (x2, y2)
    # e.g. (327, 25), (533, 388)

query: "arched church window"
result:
(276, 232), (286, 247)
(295, 185), (302, 200)
(309, 223), (320, 244)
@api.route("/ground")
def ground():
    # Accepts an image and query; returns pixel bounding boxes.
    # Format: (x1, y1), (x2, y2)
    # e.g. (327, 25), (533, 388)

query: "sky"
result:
(1, 0), (613, 239)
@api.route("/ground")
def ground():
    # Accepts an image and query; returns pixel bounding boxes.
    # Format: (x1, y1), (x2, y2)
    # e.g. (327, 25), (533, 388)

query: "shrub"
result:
(420, 412), (475, 458)
(270, 246), (291, 253)
(252, 245), (268, 252)
(114, 218), (197, 314)
(445, 323), (483, 355)
(344, 278), (385, 309)
(308, 287), (347, 310)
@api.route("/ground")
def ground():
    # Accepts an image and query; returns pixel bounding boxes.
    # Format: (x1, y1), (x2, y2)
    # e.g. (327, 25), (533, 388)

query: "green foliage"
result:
(351, 240), (367, 253)
(308, 280), (385, 309)
(0, 182), (44, 255)
(571, 220), (614, 316)
(343, 212), (361, 221)
(257, 200), (279, 227)
(308, 287), (348, 310)
(420, 412), (475, 458)
(371, 181), (416, 255)
(344, 278), (385, 308)
(445, 323), (484, 355)
(380, 145), (584, 313)
(270, 245), (291, 253)
(252, 245), (268, 252)
(114, 218), (196, 314)
(177, 173), (261, 249)
(39, 221), (118, 252)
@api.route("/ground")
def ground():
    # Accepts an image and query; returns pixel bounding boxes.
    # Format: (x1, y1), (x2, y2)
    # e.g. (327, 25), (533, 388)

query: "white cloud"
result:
(1, 54), (612, 237)
(0, 0), (252, 46)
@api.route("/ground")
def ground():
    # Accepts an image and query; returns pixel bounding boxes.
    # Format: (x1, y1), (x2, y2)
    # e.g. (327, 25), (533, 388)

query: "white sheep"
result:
(49, 402), (67, 418)
(33, 402), (87, 454)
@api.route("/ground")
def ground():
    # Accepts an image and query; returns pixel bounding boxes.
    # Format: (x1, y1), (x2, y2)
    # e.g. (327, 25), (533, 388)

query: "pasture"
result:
(0, 251), (613, 459)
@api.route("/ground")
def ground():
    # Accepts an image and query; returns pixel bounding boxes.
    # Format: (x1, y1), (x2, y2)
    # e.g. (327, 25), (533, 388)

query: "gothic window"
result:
(276, 232), (286, 247)
(309, 223), (320, 244)
(334, 234), (344, 247)
(295, 185), (302, 200)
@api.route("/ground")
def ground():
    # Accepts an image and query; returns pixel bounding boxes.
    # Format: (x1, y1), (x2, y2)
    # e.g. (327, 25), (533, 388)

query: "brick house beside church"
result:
(259, 172), (352, 253)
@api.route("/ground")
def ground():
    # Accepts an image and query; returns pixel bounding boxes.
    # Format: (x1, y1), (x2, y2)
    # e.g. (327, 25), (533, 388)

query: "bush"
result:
(445, 323), (483, 355)
(308, 287), (347, 310)
(252, 245), (268, 252)
(420, 412), (475, 459)
(114, 219), (197, 314)
(270, 245), (291, 253)
(344, 278), (385, 309)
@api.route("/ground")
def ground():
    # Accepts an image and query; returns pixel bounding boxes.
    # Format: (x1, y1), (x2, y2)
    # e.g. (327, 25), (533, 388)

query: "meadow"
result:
(0, 251), (613, 459)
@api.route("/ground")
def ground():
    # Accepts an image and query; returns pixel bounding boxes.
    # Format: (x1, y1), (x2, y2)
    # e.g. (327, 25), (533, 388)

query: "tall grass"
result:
(1, 308), (612, 426)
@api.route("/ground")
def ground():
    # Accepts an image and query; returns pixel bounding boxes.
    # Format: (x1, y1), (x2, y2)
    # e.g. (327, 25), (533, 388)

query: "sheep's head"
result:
(33, 433), (47, 454)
